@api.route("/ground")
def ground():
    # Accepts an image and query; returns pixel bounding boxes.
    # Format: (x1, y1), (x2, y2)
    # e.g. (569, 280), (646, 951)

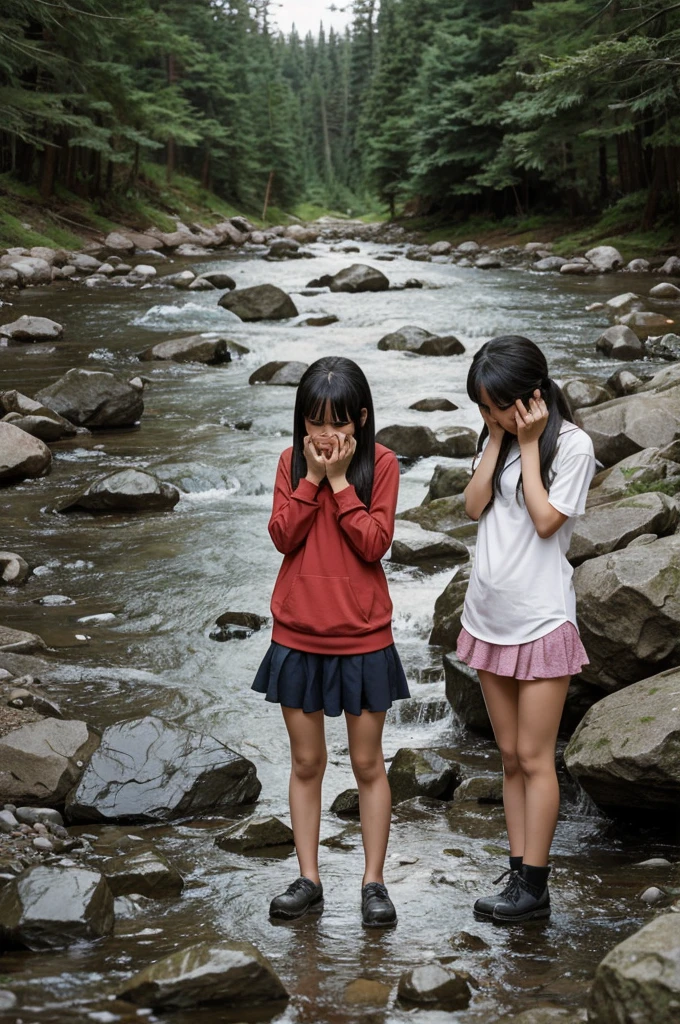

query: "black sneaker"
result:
(361, 882), (397, 928)
(269, 876), (324, 920)
(493, 866), (551, 923)
(473, 867), (521, 920)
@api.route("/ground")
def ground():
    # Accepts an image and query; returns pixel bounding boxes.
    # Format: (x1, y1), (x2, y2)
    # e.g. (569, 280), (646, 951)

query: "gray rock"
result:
(588, 903), (680, 1024)
(397, 964), (470, 1011)
(164, 270), (195, 288)
(186, 275), (215, 289)
(422, 465), (471, 503)
(562, 379), (613, 414)
(105, 232), (135, 253)
(375, 424), (476, 460)
(138, 335), (231, 365)
(101, 847), (184, 898)
(560, 262), (588, 275)
(15, 807), (63, 826)
(443, 653), (492, 734)
(493, 1010), (586, 1024)
(377, 325), (465, 356)
(646, 333), (680, 362)
(456, 241), (480, 254)
(200, 272), (235, 290)
(218, 284), (298, 321)
(640, 886), (665, 904)
(0, 551), (29, 586)
(66, 253), (102, 272)
(35, 368), (143, 428)
(0, 316), (63, 343)
(618, 310), (676, 339)
(65, 715), (261, 823)
(298, 314), (339, 327)
(568, 492), (679, 565)
(249, 361), (308, 386)
(0, 863), (114, 949)
(452, 776), (503, 803)
(215, 816), (294, 852)
(0, 809), (18, 832)
(595, 324), (645, 360)
(32, 836), (53, 850)
(210, 610), (267, 642)
(330, 789), (360, 818)
(475, 255), (502, 269)
(605, 292), (645, 318)
(328, 264), (389, 293)
(57, 469), (180, 513)
(606, 369), (644, 397)
(0, 421), (52, 484)
(390, 521), (469, 566)
(658, 256), (680, 276)
(573, 535), (680, 689)
(409, 397), (458, 412)
(626, 259), (651, 272)
(0, 719), (99, 806)
(650, 282), (680, 300)
(399, 494), (476, 540)
(117, 939), (288, 1009)
(533, 257), (568, 272)
(575, 386), (680, 466)
(387, 747), (462, 804)
(0, 625), (47, 653)
(586, 448), (674, 507)
(429, 241), (452, 255)
(585, 245), (624, 272)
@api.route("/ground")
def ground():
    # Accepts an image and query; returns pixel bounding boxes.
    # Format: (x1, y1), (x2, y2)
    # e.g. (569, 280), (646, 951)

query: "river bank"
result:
(1, 223), (680, 1023)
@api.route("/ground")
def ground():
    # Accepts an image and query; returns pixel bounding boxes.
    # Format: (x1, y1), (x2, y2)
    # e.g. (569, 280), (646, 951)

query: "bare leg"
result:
(345, 710), (390, 885)
(517, 676), (570, 866)
(478, 670), (524, 859)
(281, 707), (327, 884)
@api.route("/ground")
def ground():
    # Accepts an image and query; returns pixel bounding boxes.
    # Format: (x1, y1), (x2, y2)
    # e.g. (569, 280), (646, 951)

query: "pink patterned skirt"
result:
(456, 621), (588, 681)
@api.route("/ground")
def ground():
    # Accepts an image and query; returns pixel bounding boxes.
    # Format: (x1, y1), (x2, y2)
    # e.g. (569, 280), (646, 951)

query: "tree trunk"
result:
(262, 170), (275, 221)
(40, 143), (58, 200)
(599, 140), (608, 205)
(201, 144), (211, 189)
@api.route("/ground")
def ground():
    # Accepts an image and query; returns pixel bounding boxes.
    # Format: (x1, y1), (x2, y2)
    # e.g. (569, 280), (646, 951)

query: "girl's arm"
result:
(268, 451), (321, 554)
(516, 395), (567, 539)
(463, 412), (504, 520)
(330, 449), (400, 562)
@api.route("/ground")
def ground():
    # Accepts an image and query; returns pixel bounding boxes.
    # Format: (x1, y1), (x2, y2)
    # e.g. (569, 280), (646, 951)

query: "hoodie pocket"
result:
(278, 574), (375, 635)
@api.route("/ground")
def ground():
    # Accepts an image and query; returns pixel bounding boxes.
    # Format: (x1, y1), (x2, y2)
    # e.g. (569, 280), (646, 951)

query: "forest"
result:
(1, 0), (679, 231)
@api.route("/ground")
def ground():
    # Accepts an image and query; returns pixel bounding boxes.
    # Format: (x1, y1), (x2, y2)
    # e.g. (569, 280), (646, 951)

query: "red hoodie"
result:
(268, 443), (399, 655)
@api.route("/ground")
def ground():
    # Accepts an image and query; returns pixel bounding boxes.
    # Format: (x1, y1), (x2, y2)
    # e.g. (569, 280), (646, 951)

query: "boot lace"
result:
(363, 882), (389, 901)
(285, 877), (315, 896)
(492, 867), (521, 898)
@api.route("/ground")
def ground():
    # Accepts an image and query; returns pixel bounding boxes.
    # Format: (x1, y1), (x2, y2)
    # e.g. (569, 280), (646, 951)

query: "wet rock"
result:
(0, 625), (46, 654)
(595, 324), (645, 360)
(0, 269), (19, 288)
(266, 237), (301, 259)
(0, 316), (64, 343)
(4, 257), (52, 286)
(400, 494), (476, 540)
(35, 368), (144, 428)
(646, 333), (680, 362)
(409, 397), (458, 412)
(57, 469), (180, 513)
(650, 282), (680, 300)
(626, 259), (651, 273)
(0, 863), (114, 950)
(422, 465), (471, 503)
(564, 667), (680, 811)
(618, 310), (676, 339)
(534, 257), (568, 272)
(443, 653), (491, 734)
(605, 293), (645, 318)
(585, 245), (623, 272)
(562, 379), (613, 414)
(561, 262), (589, 275)
(0, 718), (99, 806)
(101, 847), (184, 898)
(65, 715), (261, 823)
(606, 368), (644, 397)
(138, 335), (231, 365)
(568, 492), (679, 565)
(117, 939), (289, 1009)
(286, 224), (317, 244)
(298, 314), (339, 327)
(218, 283), (298, 321)
(104, 232), (135, 253)
(429, 241), (452, 256)
(658, 256), (680, 276)
(125, 231), (161, 250)
(1, 390), (77, 441)
(328, 264), (389, 293)
(640, 886), (665, 904)
(344, 978), (391, 1006)
(187, 275), (215, 289)
(15, 807), (63, 826)
(330, 789), (360, 818)
(429, 566), (470, 648)
(32, 836), (53, 851)
(405, 277), (424, 288)
(456, 241), (480, 254)
(249, 361), (308, 386)
(0, 552), (29, 586)
(215, 816), (294, 852)
(639, 361), (680, 394)
(494, 1010), (587, 1024)
(200, 271), (235, 290)
(475, 255), (502, 269)
(0, 809), (18, 832)
(452, 776), (503, 803)
(588, 908), (680, 1024)
(165, 270), (195, 288)
(377, 325), (465, 356)
(390, 522), (468, 566)
(387, 747), (462, 804)
(575, 386), (680, 466)
(126, 264), (157, 283)
(375, 424), (476, 460)
(66, 253), (101, 272)
(397, 964), (471, 1011)
(573, 535), (680, 688)
(0, 422), (52, 484)
(210, 611), (267, 642)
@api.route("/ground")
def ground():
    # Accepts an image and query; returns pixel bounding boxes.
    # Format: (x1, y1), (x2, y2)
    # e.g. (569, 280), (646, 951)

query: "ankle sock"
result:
(521, 863), (550, 889)
(509, 855), (523, 872)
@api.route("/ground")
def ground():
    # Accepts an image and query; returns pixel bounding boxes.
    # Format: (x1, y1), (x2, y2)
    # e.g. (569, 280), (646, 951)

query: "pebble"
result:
(640, 886), (665, 904)
(16, 806), (64, 826)
(0, 810), (18, 833)
(32, 836), (54, 851)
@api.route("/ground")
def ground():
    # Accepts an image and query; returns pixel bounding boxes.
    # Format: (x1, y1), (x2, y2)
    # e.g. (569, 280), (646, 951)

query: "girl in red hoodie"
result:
(252, 356), (409, 927)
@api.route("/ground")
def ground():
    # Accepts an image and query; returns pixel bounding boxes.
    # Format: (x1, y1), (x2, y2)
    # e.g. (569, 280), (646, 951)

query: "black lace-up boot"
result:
(473, 855), (523, 920)
(492, 863), (551, 922)
(269, 876), (324, 920)
(361, 881), (397, 928)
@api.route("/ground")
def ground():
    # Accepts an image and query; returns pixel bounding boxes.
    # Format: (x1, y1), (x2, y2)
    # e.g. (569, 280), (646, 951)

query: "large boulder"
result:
(564, 668), (680, 812)
(422, 465), (471, 503)
(650, 282), (680, 300)
(0, 864), (114, 950)
(534, 257), (568, 272)
(575, 386), (680, 466)
(585, 245), (624, 272)
(568, 493), (679, 566)
(249, 361), (308, 386)
(444, 652), (491, 734)
(595, 325), (645, 361)
(429, 567), (471, 648)
(586, 448), (675, 507)
(65, 715), (261, 823)
(100, 847), (184, 899)
(399, 494), (476, 540)
(573, 534), (680, 689)
(605, 293), (645, 318)
(217, 284), (298, 321)
(35, 369), (144, 428)
(588, 911), (680, 1024)
(117, 940), (288, 1010)
(377, 326), (465, 356)
(1, 389), (77, 441)
(646, 333), (680, 362)
(0, 625), (46, 653)
(0, 422), (51, 484)
(104, 231), (135, 253)
(57, 469), (180, 513)
(0, 316), (64, 344)
(0, 718), (99, 806)
(375, 424), (476, 460)
(562, 379), (613, 414)
(328, 264), (389, 293)
(390, 522), (469, 566)
(138, 335), (231, 364)
(618, 311), (676, 340)
(387, 747), (462, 804)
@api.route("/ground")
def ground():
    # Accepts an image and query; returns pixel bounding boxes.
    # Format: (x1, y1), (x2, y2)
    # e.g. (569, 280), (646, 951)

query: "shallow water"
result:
(1, 242), (678, 1022)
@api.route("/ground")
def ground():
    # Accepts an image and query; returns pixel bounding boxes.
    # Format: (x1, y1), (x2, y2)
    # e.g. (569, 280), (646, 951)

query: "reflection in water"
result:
(1, 243), (678, 1020)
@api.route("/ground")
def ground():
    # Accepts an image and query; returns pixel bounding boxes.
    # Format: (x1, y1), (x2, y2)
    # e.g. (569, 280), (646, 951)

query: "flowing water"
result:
(1, 241), (679, 1023)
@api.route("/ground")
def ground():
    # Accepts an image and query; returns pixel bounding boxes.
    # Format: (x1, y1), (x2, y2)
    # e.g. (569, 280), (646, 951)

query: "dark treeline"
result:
(2, 1), (679, 226)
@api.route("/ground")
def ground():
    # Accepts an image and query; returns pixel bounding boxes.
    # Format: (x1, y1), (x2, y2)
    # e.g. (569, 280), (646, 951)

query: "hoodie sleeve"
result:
(268, 450), (320, 554)
(332, 450), (400, 562)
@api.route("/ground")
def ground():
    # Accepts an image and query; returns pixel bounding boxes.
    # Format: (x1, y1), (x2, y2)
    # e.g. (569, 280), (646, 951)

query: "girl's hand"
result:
(303, 434), (326, 484)
(515, 390), (549, 445)
(324, 432), (356, 487)
(480, 407), (505, 444)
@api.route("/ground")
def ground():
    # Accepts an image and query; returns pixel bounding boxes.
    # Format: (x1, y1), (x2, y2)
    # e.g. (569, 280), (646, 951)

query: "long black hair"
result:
(291, 356), (376, 507)
(467, 335), (574, 505)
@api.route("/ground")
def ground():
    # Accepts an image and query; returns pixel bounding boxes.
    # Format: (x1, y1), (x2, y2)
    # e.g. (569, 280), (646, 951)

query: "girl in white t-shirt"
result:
(456, 335), (595, 924)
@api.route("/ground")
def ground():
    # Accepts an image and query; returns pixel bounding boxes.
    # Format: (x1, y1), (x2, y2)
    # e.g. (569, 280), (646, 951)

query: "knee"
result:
(350, 753), (385, 786)
(499, 747), (520, 777)
(517, 747), (555, 780)
(291, 751), (326, 782)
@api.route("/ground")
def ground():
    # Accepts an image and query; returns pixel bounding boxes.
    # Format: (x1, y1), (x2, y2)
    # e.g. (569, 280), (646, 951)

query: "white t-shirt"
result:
(461, 423), (596, 645)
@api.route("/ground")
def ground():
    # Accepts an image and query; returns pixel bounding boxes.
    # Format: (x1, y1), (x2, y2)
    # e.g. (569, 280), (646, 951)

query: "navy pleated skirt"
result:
(251, 641), (411, 717)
